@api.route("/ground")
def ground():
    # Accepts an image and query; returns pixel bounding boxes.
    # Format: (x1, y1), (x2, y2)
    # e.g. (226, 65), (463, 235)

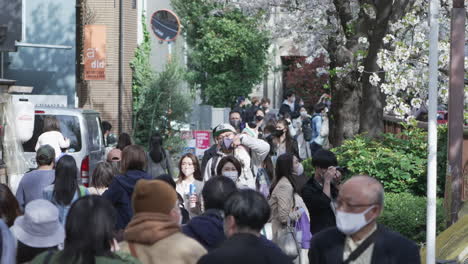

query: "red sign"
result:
(84, 25), (106, 80)
(194, 131), (210, 150)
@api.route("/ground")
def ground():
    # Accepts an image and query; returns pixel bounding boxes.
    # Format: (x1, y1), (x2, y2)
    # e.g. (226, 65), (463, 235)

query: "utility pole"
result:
(426, 0), (439, 263)
(447, 0), (465, 225)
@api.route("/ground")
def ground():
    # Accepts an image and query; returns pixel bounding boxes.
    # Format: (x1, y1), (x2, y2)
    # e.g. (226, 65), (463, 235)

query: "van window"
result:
(22, 115), (82, 153)
(85, 115), (103, 151)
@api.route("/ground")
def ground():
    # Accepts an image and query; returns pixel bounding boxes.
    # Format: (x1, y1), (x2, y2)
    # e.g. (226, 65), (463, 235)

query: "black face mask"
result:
(272, 129), (284, 137)
(230, 120), (241, 129)
(255, 115), (264, 122)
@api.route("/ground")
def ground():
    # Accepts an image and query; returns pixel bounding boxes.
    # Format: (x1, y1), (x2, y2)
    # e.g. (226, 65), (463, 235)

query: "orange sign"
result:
(84, 25), (106, 80)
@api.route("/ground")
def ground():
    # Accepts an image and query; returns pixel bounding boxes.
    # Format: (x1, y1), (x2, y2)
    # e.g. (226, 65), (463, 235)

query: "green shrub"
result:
(331, 125), (447, 196)
(379, 192), (445, 244)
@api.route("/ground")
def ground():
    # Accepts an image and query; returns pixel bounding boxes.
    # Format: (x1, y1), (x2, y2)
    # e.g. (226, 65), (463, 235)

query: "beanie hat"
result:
(132, 180), (177, 214)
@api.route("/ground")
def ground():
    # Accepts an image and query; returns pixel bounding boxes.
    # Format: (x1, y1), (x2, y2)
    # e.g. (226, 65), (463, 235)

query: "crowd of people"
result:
(0, 91), (422, 264)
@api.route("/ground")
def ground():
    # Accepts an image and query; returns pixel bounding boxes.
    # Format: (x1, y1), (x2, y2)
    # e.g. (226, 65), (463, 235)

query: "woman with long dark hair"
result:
(31, 196), (140, 264)
(116, 133), (132, 151)
(268, 153), (308, 244)
(43, 155), (89, 224)
(176, 153), (204, 218)
(272, 119), (299, 159)
(146, 132), (175, 178)
(103, 145), (152, 231)
(0, 183), (21, 227)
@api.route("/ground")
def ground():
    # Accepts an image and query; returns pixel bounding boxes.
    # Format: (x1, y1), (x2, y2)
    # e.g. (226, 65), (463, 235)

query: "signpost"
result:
(84, 25), (106, 80)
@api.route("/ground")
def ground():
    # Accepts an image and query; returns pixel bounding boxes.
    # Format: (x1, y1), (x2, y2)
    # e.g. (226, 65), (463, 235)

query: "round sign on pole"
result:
(150, 9), (181, 42)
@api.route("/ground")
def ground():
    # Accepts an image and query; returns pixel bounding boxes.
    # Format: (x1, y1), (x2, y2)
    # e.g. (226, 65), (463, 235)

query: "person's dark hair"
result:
(202, 177), (237, 210)
(60, 195), (119, 264)
(255, 108), (265, 117)
(314, 103), (327, 114)
(148, 132), (165, 163)
(224, 189), (270, 232)
(121, 145), (147, 173)
(311, 149), (338, 169)
(0, 184), (21, 227)
(264, 123), (276, 135)
(177, 153), (202, 182)
(16, 241), (55, 263)
(36, 146), (55, 166)
(101, 121), (112, 133)
(116, 133), (132, 151)
(90, 162), (114, 189)
(284, 90), (295, 99)
(270, 153), (297, 195)
(53, 155), (79, 206)
(229, 110), (242, 119)
(261, 98), (270, 105)
(43, 116), (61, 133)
(216, 156), (242, 177)
(155, 174), (176, 189)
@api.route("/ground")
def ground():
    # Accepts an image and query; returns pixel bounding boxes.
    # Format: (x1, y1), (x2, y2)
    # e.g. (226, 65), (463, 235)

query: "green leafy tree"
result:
(172, 0), (270, 107)
(133, 59), (191, 150)
(131, 16), (191, 152)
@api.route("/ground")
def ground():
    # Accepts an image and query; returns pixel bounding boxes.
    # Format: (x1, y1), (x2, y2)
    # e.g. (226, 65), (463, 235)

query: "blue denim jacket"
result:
(311, 114), (323, 145)
(43, 185), (89, 225)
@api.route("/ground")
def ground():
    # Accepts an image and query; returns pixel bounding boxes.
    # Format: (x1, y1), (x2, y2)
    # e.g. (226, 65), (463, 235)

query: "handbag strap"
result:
(128, 242), (138, 258)
(343, 228), (379, 264)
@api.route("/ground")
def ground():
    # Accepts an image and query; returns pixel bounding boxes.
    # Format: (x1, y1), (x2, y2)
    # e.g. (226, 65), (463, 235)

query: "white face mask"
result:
(336, 205), (375, 235)
(182, 168), (195, 177)
(300, 111), (308, 117)
(222, 171), (238, 182)
(294, 163), (304, 176)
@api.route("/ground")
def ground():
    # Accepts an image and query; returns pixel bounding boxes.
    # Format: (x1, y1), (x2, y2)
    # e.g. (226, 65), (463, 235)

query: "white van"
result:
(21, 107), (106, 186)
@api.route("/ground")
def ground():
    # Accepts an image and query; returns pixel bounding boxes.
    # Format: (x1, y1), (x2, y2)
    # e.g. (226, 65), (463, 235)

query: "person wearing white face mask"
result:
(308, 175), (420, 264)
(215, 156), (242, 186)
(176, 153), (204, 218)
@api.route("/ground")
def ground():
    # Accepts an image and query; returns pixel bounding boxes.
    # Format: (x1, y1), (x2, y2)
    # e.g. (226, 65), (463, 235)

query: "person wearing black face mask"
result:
(272, 119), (299, 160)
(229, 111), (244, 133)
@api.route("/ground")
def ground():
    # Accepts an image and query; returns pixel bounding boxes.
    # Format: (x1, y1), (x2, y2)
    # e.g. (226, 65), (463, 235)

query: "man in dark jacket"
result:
(183, 176), (238, 251)
(309, 175), (420, 264)
(198, 190), (292, 264)
(279, 90), (300, 119)
(301, 149), (340, 234)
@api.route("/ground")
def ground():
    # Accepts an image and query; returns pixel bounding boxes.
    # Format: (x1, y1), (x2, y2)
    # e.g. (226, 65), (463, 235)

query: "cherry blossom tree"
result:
(214, 0), (467, 145)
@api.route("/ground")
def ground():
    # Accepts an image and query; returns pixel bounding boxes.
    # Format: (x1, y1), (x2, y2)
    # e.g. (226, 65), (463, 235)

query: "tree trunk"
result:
(359, 0), (393, 137)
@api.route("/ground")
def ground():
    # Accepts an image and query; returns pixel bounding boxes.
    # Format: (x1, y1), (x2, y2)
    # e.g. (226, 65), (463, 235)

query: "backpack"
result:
(302, 118), (313, 142)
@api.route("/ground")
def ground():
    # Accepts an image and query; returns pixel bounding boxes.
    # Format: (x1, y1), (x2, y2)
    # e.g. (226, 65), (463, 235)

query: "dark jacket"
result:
(308, 225), (421, 264)
(201, 144), (218, 174)
(103, 170), (153, 230)
(279, 102), (300, 119)
(182, 209), (225, 251)
(301, 177), (338, 234)
(197, 233), (293, 264)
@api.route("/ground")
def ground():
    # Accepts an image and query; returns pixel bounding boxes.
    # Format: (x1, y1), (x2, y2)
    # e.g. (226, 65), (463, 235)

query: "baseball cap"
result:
(107, 148), (122, 162)
(213, 124), (236, 138)
(36, 145), (55, 164)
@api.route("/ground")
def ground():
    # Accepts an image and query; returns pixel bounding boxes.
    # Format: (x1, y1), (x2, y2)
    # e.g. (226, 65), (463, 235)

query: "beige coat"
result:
(269, 177), (308, 242)
(120, 232), (207, 264)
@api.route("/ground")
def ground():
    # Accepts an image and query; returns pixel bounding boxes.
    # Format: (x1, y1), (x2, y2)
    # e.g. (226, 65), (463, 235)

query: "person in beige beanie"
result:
(119, 179), (207, 264)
